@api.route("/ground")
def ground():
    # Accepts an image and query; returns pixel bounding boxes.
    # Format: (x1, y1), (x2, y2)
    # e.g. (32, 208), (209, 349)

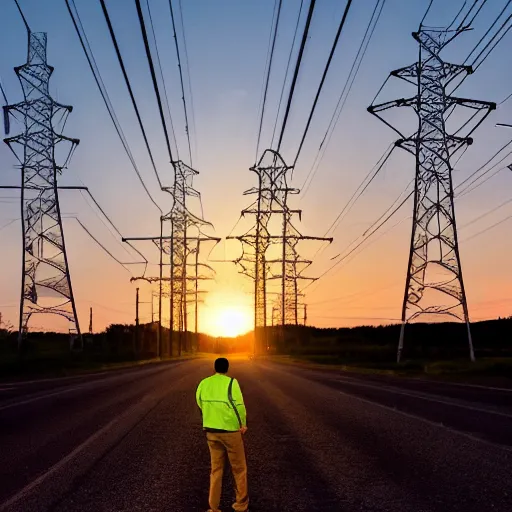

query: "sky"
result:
(1, 0), (512, 336)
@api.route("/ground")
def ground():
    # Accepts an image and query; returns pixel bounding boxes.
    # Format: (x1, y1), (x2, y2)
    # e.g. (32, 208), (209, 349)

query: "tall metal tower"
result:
(229, 149), (331, 353)
(3, 32), (81, 348)
(269, 164), (331, 326)
(229, 151), (288, 335)
(124, 160), (218, 356)
(368, 26), (495, 362)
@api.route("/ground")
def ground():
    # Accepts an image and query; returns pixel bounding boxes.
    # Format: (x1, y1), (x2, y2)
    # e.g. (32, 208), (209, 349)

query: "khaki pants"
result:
(206, 431), (249, 512)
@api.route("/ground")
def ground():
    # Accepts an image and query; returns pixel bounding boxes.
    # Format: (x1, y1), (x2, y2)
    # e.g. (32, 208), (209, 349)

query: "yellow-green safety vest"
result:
(196, 373), (247, 431)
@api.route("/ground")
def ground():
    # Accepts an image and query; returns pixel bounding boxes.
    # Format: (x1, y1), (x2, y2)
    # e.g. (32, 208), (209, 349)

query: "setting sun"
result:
(214, 308), (252, 337)
(201, 290), (253, 337)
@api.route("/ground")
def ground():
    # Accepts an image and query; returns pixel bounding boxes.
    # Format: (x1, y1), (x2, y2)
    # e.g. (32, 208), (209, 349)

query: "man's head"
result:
(214, 357), (229, 374)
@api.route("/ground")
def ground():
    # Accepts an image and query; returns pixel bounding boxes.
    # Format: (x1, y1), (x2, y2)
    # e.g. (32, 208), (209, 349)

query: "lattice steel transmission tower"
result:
(229, 149), (331, 353)
(228, 151), (290, 339)
(3, 32), (81, 348)
(368, 26), (495, 362)
(124, 160), (218, 356)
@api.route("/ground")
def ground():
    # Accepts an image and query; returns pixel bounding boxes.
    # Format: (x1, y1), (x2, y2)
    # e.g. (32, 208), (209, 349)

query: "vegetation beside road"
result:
(1, 317), (511, 384)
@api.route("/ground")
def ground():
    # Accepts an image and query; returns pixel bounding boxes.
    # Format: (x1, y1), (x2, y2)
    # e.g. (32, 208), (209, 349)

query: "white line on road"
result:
(335, 388), (512, 454)
(0, 414), (122, 511)
(0, 364), (178, 412)
(330, 376), (512, 418)
(0, 384), (90, 412)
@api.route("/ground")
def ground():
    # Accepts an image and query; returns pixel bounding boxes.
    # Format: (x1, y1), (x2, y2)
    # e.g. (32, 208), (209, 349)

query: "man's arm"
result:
(196, 380), (203, 410)
(232, 379), (247, 428)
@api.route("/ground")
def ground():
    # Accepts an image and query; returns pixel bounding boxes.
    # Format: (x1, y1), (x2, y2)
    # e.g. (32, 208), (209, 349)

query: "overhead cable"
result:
(99, 0), (163, 190)
(177, 0), (198, 162)
(255, 0), (283, 163)
(65, 0), (162, 213)
(292, 0), (354, 168)
(301, 0), (386, 197)
(271, 0), (305, 148)
(13, 0), (31, 32)
(134, 0), (176, 164)
(168, 0), (194, 167)
(276, 0), (317, 152)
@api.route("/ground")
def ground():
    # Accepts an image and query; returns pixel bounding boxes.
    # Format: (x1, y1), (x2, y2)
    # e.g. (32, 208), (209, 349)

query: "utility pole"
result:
(89, 307), (93, 334)
(229, 149), (331, 354)
(3, 32), (82, 351)
(135, 287), (140, 354)
(369, 24), (495, 363)
(123, 161), (218, 358)
(304, 304), (307, 326)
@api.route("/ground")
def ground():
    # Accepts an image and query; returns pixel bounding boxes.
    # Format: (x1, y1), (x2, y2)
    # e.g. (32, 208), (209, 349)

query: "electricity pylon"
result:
(124, 160), (218, 357)
(368, 25), (495, 362)
(3, 32), (81, 349)
(229, 149), (331, 354)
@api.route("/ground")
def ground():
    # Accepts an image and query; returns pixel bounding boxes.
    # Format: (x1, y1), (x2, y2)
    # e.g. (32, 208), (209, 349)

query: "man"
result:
(196, 358), (249, 512)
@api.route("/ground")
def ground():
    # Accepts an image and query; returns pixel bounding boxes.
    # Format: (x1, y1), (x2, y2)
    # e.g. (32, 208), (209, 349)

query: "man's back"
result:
(196, 373), (246, 432)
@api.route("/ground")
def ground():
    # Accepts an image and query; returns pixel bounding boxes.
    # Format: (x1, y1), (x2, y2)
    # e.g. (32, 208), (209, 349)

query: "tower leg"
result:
(397, 322), (405, 363)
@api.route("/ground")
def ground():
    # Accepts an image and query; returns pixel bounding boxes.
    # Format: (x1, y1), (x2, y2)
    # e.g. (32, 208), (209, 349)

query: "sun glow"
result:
(202, 291), (253, 337)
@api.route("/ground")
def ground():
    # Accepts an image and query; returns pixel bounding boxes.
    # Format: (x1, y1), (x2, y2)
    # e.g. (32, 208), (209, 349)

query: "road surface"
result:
(0, 357), (511, 511)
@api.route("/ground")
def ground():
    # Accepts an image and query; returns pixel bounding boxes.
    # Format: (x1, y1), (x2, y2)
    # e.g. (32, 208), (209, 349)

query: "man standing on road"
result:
(196, 358), (249, 512)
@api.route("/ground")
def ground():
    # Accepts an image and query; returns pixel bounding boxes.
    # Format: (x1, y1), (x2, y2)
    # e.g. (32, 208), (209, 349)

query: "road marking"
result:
(330, 376), (512, 418)
(335, 388), (512, 453)
(0, 413), (123, 511)
(269, 360), (512, 393)
(0, 364), (179, 411)
(268, 363), (512, 416)
(0, 384), (91, 412)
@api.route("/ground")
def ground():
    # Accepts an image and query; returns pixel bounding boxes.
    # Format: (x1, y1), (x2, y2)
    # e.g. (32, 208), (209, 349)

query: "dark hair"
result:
(215, 357), (229, 374)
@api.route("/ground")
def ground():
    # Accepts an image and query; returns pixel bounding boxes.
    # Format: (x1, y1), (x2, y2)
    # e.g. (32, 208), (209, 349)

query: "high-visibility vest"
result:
(196, 373), (247, 431)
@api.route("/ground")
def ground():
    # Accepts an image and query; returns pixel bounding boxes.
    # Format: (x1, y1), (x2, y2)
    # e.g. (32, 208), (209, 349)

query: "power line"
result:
(98, 0), (163, 190)
(271, 0), (304, 149)
(301, 0), (386, 197)
(256, 0), (279, 158)
(177, 0), (198, 163)
(461, 214), (512, 243)
(292, 0), (354, 168)
(473, 14), (512, 71)
(499, 90), (512, 105)
(65, 0), (162, 213)
(255, 0), (283, 163)
(145, 0), (180, 161)
(420, 0), (435, 27)
(447, 0), (469, 31)
(168, 0), (194, 167)
(308, 189), (412, 289)
(456, 0), (481, 29)
(78, 188), (149, 266)
(323, 143), (395, 238)
(459, 197), (512, 230)
(13, 0), (30, 32)
(70, 217), (144, 273)
(465, 0), (489, 28)
(459, 165), (509, 197)
(455, 138), (512, 193)
(464, 0), (512, 64)
(134, 0), (176, 164)
(276, 0), (317, 153)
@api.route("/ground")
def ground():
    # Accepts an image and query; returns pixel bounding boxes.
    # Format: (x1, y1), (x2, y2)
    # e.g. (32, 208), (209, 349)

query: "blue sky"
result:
(1, 0), (512, 333)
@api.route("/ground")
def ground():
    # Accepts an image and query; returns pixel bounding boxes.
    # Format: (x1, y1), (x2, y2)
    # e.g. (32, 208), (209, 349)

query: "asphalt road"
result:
(0, 357), (511, 512)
